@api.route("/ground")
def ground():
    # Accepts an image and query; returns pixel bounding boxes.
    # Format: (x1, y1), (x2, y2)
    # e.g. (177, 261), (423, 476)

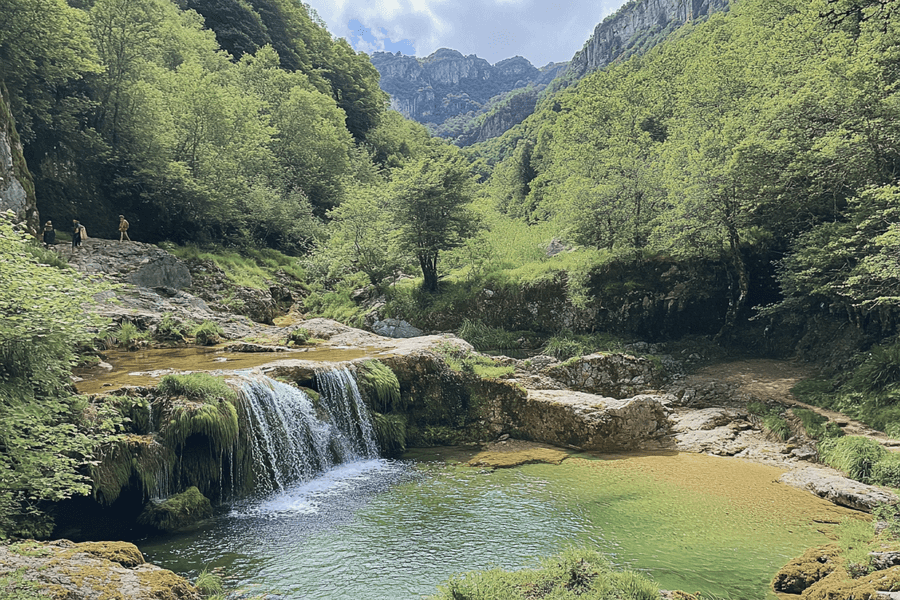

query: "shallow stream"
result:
(138, 448), (859, 600)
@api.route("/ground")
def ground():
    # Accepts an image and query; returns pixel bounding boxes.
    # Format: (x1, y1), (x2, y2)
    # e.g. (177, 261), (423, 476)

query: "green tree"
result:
(0, 217), (118, 537)
(390, 152), (479, 292)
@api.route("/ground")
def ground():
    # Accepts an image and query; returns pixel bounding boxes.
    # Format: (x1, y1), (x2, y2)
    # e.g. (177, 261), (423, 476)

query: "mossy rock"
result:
(801, 567), (878, 600)
(138, 487), (213, 532)
(74, 541), (145, 568)
(137, 566), (201, 600)
(773, 545), (842, 594)
(861, 566), (900, 592)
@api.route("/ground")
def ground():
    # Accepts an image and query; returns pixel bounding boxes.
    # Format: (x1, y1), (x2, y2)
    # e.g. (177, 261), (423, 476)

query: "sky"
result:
(308, 0), (628, 68)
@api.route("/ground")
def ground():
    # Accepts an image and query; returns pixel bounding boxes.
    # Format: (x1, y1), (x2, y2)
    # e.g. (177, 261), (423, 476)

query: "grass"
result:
(436, 343), (514, 379)
(543, 331), (624, 361)
(195, 568), (225, 597)
(427, 548), (659, 600)
(158, 373), (237, 402)
(747, 402), (792, 441)
(0, 569), (43, 600)
(285, 327), (311, 346)
(112, 321), (148, 348)
(168, 243), (306, 290)
(819, 436), (887, 483)
(456, 318), (524, 351)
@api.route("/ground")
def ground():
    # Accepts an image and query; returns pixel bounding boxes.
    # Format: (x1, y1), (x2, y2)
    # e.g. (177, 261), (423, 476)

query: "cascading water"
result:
(238, 369), (379, 495)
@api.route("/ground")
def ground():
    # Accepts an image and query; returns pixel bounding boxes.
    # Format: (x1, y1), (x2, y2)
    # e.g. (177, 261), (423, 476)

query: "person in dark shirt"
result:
(72, 219), (82, 250)
(42, 221), (55, 247)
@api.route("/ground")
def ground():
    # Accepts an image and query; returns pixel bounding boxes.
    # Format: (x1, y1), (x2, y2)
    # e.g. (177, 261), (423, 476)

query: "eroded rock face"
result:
(568, 0), (730, 81)
(0, 540), (200, 600)
(543, 352), (666, 398)
(0, 85), (38, 235)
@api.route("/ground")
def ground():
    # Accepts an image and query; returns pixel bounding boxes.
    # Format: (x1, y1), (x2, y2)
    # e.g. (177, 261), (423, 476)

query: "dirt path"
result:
(686, 359), (900, 446)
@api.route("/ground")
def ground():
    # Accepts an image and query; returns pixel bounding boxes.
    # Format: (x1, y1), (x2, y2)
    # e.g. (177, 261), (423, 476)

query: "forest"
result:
(1, 0), (900, 554)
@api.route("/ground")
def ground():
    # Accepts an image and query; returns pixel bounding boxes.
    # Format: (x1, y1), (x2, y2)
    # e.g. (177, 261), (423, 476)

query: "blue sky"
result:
(309, 0), (628, 67)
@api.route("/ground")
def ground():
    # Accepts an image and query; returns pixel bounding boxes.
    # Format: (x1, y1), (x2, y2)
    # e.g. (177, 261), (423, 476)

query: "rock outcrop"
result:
(0, 83), (38, 235)
(67, 239), (192, 289)
(566, 0), (730, 81)
(0, 540), (199, 600)
(779, 466), (899, 511)
(370, 48), (566, 141)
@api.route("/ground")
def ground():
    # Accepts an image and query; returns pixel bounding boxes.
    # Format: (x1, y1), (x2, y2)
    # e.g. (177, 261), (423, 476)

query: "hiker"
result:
(118, 215), (131, 241)
(42, 221), (55, 248)
(72, 219), (82, 250)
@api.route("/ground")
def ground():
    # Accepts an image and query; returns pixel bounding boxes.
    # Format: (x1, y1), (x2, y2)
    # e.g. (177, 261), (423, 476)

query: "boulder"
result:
(371, 318), (424, 338)
(543, 352), (666, 399)
(138, 486), (213, 532)
(0, 540), (200, 600)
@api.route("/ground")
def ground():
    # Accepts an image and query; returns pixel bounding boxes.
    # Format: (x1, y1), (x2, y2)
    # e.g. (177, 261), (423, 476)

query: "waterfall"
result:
(238, 368), (379, 495)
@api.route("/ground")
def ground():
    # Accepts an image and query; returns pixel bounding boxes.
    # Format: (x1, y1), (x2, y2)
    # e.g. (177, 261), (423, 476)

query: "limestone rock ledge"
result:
(780, 466), (899, 511)
(0, 540), (199, 600)
(507, 390), (669, 451)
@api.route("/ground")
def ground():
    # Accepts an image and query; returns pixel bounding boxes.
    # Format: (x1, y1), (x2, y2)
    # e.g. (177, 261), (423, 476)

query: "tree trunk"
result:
(419, 252), (439, 292)
(715, 223), (750, 343)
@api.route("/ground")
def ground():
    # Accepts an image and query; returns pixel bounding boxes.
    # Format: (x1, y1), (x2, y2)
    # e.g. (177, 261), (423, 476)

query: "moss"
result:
(772, 545), (842, 594)
(137, 486), (213, 532)
(356, 360), (403, 413)
(157, 373), (236, 404)
(372, 412), (407, 455)
(74, 542), (144, 568)
(801, 567), (878, 600)
(136, 568), (200, 600)
(862, 566), (900, 592)
(192, 321), (223, 346)
(92, 435), (169, 505)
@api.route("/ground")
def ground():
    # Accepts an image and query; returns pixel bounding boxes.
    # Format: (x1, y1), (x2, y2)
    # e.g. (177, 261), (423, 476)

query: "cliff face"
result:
(371, 48), (562, 129)
(568, 0), (729, 80)
(0, 84), (38, 235)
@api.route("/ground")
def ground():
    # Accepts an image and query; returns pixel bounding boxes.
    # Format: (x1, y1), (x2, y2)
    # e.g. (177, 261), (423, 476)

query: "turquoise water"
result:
(138, 450), (856, 599)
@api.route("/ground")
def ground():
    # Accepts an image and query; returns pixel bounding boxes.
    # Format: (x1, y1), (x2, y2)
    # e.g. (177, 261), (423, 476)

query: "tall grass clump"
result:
(428, 548), (659, 600)
(542, 331), (623, 361)
(154, 313), (188, 343)
(819, 436), (888, 483)
(112, 321), (147, 349)
(194, 568), (225, 597)
(747, 402), (791, 441)
(456, 319), (521, 351)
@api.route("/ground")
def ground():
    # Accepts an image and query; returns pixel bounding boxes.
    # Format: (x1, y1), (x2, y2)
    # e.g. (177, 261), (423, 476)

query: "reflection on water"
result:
(74, 345), (381, 394)
(138, 450), (858, 600)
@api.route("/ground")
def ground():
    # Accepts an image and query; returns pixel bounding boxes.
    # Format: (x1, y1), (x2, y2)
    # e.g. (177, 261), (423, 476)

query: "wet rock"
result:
(780, 466), (899, 511)
(0, 540), (200, 599)
(138, 487), (213, 532)
(225, 342), (291, 353)
(371, 318), (424, 338)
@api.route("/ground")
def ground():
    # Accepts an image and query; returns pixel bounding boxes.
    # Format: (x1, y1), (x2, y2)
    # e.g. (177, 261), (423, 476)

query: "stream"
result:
(138, 447), (857, 600)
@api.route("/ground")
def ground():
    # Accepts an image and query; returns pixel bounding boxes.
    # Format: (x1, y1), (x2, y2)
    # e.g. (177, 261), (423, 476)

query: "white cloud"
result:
(311, 0), (627, 67)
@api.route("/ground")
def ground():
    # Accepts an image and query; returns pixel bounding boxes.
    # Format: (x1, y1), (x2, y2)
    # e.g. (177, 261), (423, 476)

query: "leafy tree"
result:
(0, 217), (119, 537)
(389, 151), (479, 292)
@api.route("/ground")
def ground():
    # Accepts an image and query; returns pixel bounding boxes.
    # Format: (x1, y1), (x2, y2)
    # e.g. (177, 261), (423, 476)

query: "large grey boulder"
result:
(371, 317), (424, 338)
(67, 239), (191, 290)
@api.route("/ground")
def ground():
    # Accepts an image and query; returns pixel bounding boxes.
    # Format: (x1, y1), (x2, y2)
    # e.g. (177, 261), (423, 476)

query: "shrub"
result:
(285, 327), (311, 346)
(192, 321), (223, 346)
(154, 313), (187, 343)
(819, 436), (888, 483)
(113, 321), (147, 349)
(871, 454), (900, 488)
(792, 408), (843, 440)
(852, 343), (900, 396)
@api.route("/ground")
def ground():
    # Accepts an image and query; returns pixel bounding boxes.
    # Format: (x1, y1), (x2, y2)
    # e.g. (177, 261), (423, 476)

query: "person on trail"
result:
(118, 215), (131, 241)
(72, 219), (82, 250)
(42, 221), (55, 247)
